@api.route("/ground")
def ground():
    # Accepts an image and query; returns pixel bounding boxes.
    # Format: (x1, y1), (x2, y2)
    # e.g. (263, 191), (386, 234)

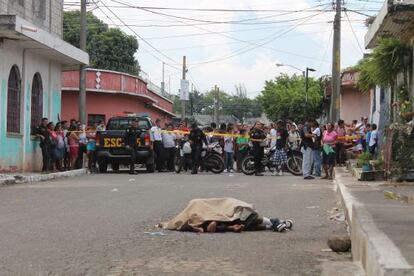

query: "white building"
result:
(0, 0), (88, 172)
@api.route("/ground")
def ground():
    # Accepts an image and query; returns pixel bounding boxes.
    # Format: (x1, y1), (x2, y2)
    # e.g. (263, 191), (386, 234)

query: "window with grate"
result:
(7, 65), (21, 134)
(87, 114), (106, 127)
(31, 73), (43, 134)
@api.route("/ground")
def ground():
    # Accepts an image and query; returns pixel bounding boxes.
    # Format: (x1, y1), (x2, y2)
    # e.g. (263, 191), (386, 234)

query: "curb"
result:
(0, 169), (88, 186)
(334, 167), (414, 276)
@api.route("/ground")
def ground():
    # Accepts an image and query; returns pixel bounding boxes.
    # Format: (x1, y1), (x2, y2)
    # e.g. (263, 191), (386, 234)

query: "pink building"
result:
(325, 69), (372, 123)
(61, 69), (175, 126)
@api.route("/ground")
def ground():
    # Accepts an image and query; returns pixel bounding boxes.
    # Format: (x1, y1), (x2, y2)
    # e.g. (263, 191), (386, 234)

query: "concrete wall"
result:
(61, 92), (172, 127)
(340, 87), (371, 123)
(0, 39), (62, 172)
(0, 0), (63, 37)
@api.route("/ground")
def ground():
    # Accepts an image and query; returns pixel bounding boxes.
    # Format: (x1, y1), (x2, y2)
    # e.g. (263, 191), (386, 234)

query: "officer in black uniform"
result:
(249, 121), (267, 176)
(125, 119), (139, 175)
(34, 117), (51, 172)
(189, 123), (207, 174)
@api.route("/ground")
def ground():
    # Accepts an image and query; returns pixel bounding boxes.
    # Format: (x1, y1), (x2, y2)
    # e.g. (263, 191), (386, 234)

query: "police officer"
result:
(249, 121), (267, 176)
(189, 123), (207, 174)
(34, 117), (51, 172)
(125, 119), (139, 175)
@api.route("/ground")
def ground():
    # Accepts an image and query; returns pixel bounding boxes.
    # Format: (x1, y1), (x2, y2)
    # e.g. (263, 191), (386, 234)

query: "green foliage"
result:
(357, 38), (412, 91)
(63, 11), (140, 75)
(391, 125), (414, 177)
(357, 152), (372, 167)
(258, 74), (323, 122)
(173, 86), (262, 119)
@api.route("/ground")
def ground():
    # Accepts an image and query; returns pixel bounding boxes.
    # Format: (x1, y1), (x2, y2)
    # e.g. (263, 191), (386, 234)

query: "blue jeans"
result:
(313, 149), (322, 176)
(225, 152), (234, 171)
(301, 147), (313, 177)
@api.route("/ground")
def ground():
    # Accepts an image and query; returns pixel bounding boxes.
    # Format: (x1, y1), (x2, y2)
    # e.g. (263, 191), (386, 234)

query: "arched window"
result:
(31, 73), (43, 133)
(7, 65), (21, 133)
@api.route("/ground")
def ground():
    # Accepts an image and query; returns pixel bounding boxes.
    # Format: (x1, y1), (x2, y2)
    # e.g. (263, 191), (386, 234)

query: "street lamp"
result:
(275, 63), (305, 77)
(276, 64), (316, 103)
(305, 67), (316, 103)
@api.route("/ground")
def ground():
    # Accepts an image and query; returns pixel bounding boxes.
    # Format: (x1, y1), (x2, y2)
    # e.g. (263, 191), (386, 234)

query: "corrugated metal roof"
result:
(365, 0), (414, 48)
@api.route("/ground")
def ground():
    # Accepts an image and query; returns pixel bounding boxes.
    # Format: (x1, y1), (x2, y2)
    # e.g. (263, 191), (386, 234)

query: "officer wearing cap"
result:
(125, 119), (139, 174)
(249, 121), (267, 176)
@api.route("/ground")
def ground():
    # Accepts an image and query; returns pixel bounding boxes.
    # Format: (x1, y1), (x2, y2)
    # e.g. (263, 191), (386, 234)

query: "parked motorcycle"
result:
(174, 141), (225, 174)
(241, 144), (303, 176)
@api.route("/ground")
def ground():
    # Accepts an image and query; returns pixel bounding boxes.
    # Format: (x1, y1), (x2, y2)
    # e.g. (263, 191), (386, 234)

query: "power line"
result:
(98, 0), (181, 68)
(345, 11), (364, 54)
(110, 0), (333, 25)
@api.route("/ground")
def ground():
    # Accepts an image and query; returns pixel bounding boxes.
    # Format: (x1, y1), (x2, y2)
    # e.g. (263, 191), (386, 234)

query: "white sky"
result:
(66, 0), (384, 97)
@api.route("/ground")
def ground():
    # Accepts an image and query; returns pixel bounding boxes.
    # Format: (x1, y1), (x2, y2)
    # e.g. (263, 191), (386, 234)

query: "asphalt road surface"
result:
(0, 171), (352, 275)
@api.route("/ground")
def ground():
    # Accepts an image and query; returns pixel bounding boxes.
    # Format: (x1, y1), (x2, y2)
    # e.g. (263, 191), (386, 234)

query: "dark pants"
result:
(164, 147), (175, 171)
(128, 147), (136, 173)
(191, 145), (202, 173)
(154, 141), (164, 171)
(335, 142), (345, 165)
(236, 150), (248, 172)
(41, 144), (51, 172)
(75, 144), (86, 169)
(253, 146), (264, 173)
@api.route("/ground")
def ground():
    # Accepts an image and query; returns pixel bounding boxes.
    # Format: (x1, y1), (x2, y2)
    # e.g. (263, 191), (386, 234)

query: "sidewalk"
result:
(335, 167), (414, 276)
(0, 169), (87, 186)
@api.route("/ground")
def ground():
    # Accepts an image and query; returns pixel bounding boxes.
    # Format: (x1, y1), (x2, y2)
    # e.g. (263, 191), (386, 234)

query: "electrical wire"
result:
(98, 0), (182, 68)
(345, 11), (364, 54)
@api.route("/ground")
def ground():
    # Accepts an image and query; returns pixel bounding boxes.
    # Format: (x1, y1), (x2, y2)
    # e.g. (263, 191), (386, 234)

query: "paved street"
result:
(0, 171), (352, 275)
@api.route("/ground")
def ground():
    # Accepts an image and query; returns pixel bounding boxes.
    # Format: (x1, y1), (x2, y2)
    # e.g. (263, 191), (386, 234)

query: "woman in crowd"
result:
(77, 125), (88, 169)
(68, 126), (80, 170)
(322, 123), (338, 180)
(54, 122), (65, 171)
(288, 124), (301, 150)
(224, 125), (235, 173)
(86, 123), (98, 171)
(47, 122), (58, 172)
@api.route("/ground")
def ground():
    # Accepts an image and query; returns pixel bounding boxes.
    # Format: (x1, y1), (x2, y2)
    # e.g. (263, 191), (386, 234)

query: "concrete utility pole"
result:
(79, 0), (87, 124)
(160, 62), (165, 96)
(181, 56), (186, 120)
(214, 85), (220, 126)
(330, 0), (342, 122)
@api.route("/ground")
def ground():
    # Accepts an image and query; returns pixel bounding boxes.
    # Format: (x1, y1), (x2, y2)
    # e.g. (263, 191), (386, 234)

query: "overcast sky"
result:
(68, 0), (384, 97)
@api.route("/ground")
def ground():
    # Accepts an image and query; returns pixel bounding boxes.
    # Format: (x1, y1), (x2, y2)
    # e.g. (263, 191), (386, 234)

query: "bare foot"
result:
(206, 221), (217, 233)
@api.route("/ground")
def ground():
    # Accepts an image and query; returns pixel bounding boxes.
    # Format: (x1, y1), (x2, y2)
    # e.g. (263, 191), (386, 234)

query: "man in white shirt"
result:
(150, 118), (165, 172)
(162, 123), (176, 171)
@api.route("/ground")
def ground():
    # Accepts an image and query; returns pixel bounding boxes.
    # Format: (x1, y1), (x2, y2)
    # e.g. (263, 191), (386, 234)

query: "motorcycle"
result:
(174, 141), (225, 174)
(241, 144), (303, 176)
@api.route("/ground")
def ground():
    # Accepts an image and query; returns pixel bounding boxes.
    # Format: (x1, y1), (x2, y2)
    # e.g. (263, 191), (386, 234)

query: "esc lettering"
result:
(103, 138), (141, 148)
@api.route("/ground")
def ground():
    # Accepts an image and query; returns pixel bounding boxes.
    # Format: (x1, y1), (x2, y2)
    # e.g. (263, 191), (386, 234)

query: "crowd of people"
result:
(33, 118), (105, 173)
(33, 116), (379, 178)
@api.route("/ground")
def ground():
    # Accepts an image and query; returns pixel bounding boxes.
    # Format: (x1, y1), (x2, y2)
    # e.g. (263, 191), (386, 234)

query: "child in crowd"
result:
(369, 124), (378, 156)
(224, 126), (235, 173)
(235, 129), (249, 172)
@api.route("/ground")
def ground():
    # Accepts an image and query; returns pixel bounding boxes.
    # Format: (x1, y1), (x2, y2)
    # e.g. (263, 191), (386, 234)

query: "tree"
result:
(258, 74), (323, 122)
(63, 11), (140, 75)
(172, 86), (262, 119)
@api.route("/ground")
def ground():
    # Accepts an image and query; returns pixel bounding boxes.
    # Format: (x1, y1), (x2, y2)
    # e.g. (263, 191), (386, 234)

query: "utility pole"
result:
(213, 85), (220, 126)
(79, 0), (87, 124)
(330, 0), (342, 122)
(181, 56), (187, 120)
(160, 62), (165, 96)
